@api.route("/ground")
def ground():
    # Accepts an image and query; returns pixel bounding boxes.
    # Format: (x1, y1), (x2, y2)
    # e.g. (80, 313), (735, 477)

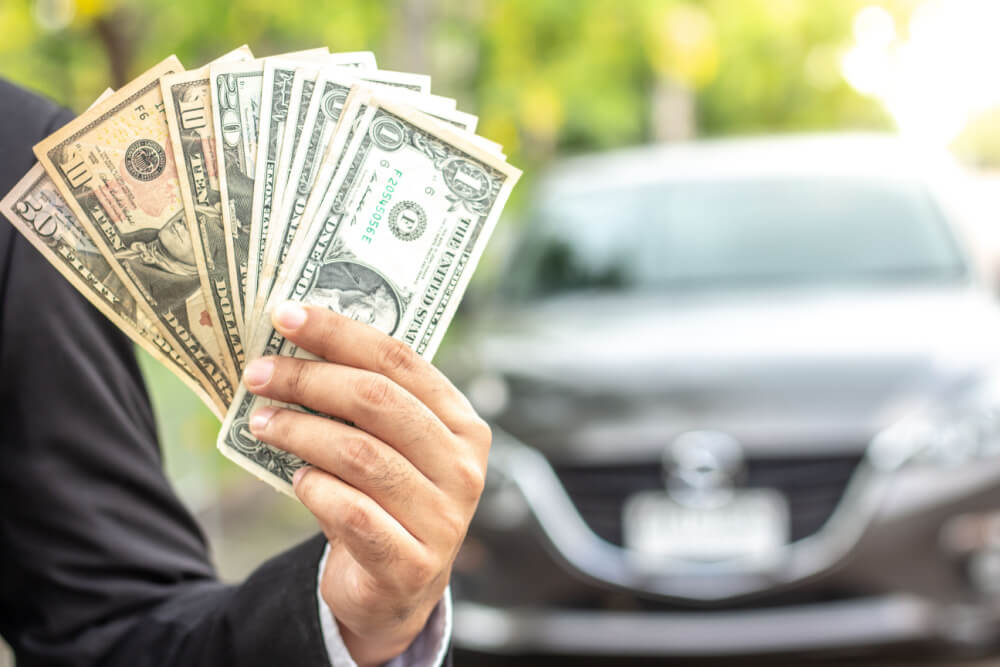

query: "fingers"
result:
(255, 304), (492, 664)
(251, 407), (462, 547)
(244, 357), (465, 485)
(294, 466), (434, 588)
(270, 302), (479, 434)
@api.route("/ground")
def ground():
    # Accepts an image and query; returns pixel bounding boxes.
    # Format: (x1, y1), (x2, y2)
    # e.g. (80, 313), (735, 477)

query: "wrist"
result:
(336, 615), (425, 667)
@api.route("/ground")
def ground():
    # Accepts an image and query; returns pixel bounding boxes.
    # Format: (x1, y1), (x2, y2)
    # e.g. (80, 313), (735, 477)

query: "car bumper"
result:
(456, 428), (1000, 657)
(454, 595), (948, 656)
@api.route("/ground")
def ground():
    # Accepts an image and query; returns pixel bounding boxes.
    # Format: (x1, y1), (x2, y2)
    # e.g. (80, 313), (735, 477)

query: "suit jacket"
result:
(0, 78), (333, 667)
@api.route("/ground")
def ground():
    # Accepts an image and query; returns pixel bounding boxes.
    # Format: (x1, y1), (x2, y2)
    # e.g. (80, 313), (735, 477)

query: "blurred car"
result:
(445, 134), (1000, 661)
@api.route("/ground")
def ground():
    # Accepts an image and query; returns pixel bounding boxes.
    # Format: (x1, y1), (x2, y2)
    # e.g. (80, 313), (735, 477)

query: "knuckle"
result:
(404, 553), (438, 590)
(341, 434), (381, 477)
(317, 312), (346, 358)
(368, 533), (398, 568)
(466, 415), (493, 444)
(295, 469), (323, 507)
(376, 336), (417, 375)
(439, 505), (469, 546)
(284, 361), (312, 399)
(266, 410), (294, 442)
(342, 498), (373, 536)
(453, 458), (486, 500)
(352, 579), (382, 612)
(355, 374), (394, 411)
(451, 410), (492, 443)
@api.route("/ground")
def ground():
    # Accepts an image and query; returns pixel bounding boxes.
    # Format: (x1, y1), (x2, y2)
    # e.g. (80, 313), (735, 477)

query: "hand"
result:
(242, 302), (491, 667)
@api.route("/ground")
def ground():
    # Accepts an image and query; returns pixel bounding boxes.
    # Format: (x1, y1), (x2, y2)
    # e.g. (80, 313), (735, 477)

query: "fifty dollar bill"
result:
(34, 56), (236, 408)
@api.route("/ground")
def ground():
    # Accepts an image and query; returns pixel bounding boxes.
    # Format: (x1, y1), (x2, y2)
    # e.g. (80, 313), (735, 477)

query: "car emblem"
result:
(665, 431), (745, 509)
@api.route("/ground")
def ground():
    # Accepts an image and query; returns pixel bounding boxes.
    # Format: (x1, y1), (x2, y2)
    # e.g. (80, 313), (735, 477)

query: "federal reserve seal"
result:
(124, 139), (166, 182)
(388, 201), (427, 242)
(442, 157), (491, 201)
(369, 115), (406, 151)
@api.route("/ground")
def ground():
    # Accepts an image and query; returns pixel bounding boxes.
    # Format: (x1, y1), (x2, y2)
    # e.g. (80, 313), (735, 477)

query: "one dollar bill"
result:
(218, 97), (520, 495)
(246, 53), (381, 323)
(245, 60), (303, 317)
(253, 75), (464, 326)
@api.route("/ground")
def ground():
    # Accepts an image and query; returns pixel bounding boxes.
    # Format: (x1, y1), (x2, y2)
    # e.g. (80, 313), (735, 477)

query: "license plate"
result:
(622, 489), (789, 562)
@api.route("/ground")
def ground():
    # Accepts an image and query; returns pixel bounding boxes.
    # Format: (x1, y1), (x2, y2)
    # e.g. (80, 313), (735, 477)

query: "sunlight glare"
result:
(842, 0), (1000, 146)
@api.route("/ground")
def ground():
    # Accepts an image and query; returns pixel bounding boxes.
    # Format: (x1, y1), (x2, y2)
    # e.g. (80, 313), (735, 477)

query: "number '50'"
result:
(16, 199), (58, 238)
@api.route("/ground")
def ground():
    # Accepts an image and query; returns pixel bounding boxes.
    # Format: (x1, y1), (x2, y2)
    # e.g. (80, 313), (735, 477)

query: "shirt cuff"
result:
(316, 543), (452, 667)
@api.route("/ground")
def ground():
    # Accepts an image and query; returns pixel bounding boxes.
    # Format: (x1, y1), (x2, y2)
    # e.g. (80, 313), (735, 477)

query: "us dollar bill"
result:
(210, 59), (266, 331)
(34, 56), (237, 409)
(253, 75), (354, 327)
(0, 161), (228, 420)
(272, 52), (376, 208)
(272, 52), (376, 210)
(245, 60), (302, 316)
(218, 98), (520, 495)
(273, 69), (316, 216)
(247, 54), (384, 319)
(156, 47), (255, 383)
(254, 76), (460, 325)
(163, 65), (253, 381)
(316, 51), (377, 70)
(209, 49), (332, 328)
(281, 86), (484, 282)
(357, 69), (430, 93)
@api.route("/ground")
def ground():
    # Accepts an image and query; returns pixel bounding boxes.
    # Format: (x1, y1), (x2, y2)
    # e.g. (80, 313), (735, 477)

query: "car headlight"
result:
(869, 374), (1000, 471)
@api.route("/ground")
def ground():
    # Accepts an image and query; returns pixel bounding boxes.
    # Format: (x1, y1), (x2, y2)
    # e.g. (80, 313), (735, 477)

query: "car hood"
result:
(468, 286), (1000, 461)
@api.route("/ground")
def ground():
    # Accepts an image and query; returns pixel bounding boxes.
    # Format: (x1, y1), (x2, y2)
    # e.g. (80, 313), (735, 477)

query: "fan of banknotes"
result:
(0, 45), (520, 495)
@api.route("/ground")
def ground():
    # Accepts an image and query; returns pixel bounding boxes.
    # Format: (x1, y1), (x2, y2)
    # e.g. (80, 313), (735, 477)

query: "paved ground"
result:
(454, 654), (1000, 666)
(0, 646), (996, 666)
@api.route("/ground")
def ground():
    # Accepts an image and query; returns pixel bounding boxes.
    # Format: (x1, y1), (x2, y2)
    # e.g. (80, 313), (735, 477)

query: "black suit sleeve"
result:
(0, 79), (332, 666)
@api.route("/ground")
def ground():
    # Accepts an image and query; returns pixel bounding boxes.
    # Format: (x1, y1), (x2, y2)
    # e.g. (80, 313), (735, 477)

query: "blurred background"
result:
(7, 0), (1000, 664)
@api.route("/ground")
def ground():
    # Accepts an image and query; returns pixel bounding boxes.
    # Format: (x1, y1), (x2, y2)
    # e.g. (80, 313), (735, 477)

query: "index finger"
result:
(269, 301), (477, 432)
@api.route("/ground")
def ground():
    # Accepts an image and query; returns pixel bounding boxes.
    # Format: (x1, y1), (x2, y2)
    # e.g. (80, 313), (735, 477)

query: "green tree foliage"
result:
(1, 0), (890, 171)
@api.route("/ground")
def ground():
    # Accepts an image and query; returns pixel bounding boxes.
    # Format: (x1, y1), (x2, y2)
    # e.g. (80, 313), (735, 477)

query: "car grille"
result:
(550, 455), (863, 546)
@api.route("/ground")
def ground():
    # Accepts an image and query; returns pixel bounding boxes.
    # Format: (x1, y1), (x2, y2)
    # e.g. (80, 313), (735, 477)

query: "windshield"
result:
(507, 178), (968, 299)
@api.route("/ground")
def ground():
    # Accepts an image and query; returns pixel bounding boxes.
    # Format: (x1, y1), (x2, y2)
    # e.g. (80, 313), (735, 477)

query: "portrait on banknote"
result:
(113, 209), (201, 315)
(301, 259), (401, 334)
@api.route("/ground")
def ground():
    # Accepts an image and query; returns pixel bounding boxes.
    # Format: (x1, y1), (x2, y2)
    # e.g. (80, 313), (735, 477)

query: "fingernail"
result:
(244, 358), (274, 387)
(274, 301), (307, 331)
(292, 465), (309, 487)
(250, 406), (278, 434)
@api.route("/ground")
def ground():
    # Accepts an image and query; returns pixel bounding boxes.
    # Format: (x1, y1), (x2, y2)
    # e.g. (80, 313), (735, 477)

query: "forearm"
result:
(101, 538), (454, 667)
(98, 535), (331, 667)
